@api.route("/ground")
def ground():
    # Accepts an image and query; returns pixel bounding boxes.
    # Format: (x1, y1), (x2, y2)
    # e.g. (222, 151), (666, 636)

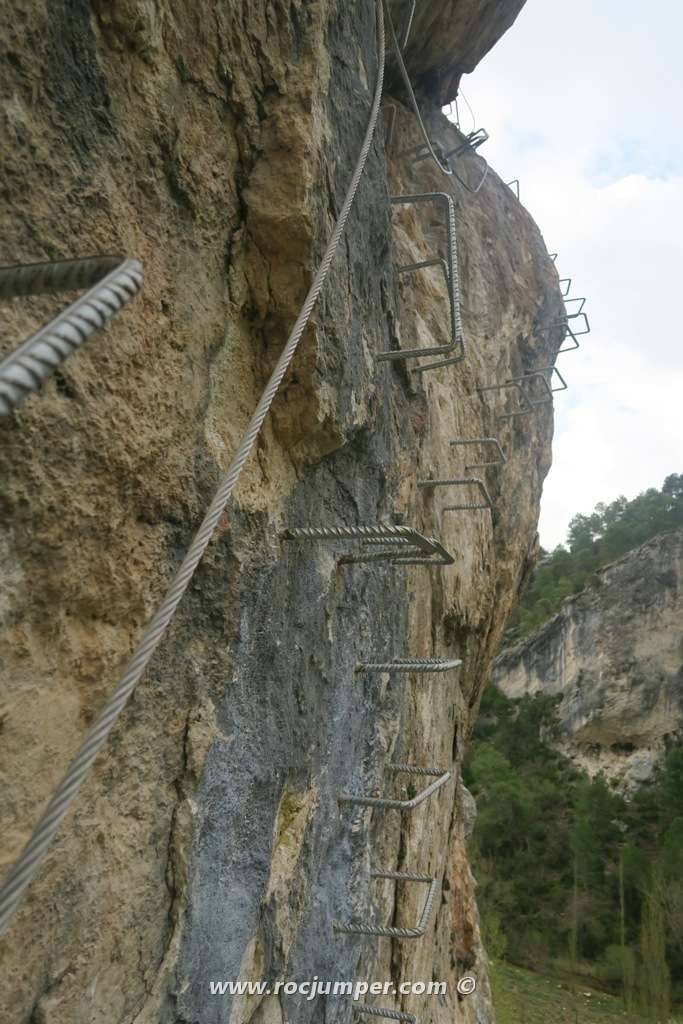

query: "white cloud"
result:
(455, 0), (683, 547)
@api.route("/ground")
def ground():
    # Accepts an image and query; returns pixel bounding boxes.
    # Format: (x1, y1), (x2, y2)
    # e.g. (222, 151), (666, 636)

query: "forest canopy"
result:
(504, 473), (683, 646)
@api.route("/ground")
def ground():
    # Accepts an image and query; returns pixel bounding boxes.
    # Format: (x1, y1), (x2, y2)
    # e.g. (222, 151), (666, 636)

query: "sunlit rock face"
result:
(492, 530), (683, 792)
(0, 2), (565, 1022)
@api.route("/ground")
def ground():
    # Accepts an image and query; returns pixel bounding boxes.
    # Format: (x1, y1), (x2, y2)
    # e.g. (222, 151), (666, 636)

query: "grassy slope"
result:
(490, 962), (682, 1024)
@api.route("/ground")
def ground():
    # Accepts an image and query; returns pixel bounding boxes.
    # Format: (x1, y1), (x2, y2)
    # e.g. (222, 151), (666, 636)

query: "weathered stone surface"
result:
(388, 0), (528, 106)
(1, 2), (557, 1022)
(491, 530), (683, 791)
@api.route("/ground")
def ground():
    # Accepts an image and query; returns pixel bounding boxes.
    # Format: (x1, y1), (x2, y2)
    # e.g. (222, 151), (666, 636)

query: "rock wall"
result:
(491, 530), (683, 790)
(0, 2), (560, 1023)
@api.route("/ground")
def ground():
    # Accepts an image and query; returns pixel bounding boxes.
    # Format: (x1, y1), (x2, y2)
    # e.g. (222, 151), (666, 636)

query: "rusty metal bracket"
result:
(418, 476), (493, 512)
(354, 1007), (417, 1023)
(0, 256), (143, 416)
(339, 764), (451, 811)
(377, 192), (463, 364)
(449, 437), (505, 470)
(335, 871), (438, 939)
(282, 524), (455, 566)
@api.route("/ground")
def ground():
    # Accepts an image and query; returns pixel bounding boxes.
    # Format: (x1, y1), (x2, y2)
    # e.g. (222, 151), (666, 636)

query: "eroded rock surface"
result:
(492, 530), (683, 791)
(1, 2), (558, 1023)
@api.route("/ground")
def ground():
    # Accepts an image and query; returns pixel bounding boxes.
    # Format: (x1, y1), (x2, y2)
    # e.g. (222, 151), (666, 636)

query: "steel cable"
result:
(0, 0), (386, 936)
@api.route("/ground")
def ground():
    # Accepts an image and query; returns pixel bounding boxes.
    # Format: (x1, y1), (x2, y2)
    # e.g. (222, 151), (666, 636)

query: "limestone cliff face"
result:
(0, 2), (559, 1023)
(491, 530), (683, 791)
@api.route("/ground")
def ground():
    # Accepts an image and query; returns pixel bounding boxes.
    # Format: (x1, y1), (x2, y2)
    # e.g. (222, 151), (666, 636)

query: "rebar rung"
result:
(335, 871), (438, 939)
(339, 765), (451, 811)
(282, 524), (455, 566)
(377, 192), (463, 365)
(450, 437), (505, 470)
(354, 1007), (417, 1024)
(356, 657), (462, 673)
(0, 256), (143, 416)
(356, 1003), (419, 1019)
(418, 476), (493, 512)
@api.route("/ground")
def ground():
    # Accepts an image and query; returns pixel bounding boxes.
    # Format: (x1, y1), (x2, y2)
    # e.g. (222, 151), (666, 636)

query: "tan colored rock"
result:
(491, 530), (683, 791)
(1, 2), (558, 1022)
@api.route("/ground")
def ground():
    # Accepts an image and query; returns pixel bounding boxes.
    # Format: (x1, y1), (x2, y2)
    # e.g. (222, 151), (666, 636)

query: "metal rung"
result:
(282, 524), (455, 566)
(450, 437), (505, 470)
(524, 365), (568, 393)
(335, 871), (438, 939)
(537, 311), (590, 353)
(339, 764), (451, 811)
(476, 380), (538, 421)
(383, 102), (397, 148)
(378, 193), (463, 365)
(506, 179), (520, 199)
(418, 476), (493, 512)
(405, 138), (489, 195)
(564, 295), (586, 315)
(506, 370), (554, 407)
(354, 1006), (417, 1023)
(559, 277), (571, 296)
(443, 128), (489, 160)
(356, 657), (462, 672)
(0, 256), (143, 416)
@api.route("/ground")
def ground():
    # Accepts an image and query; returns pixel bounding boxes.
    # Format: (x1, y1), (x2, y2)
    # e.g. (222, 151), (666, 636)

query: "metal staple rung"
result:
(339, 765), (451, 811)
(450, 437), (506, 470)
(506, 371), (554, 407)
(0, 256), (143, 416)
(282, 524), (455, 566)
(564, 295), (586, 314)
(377, 192), (463, 365)
(506, 179), (520, 199)
(354, 1006), (417, 1023)
(559, 277), (571, 297)
(523, 365), (568, 394)
(418, 476), (493, 512)
(335, 872), (438, 939)
(476, 380), (536, 421)
(356, 657), (462, 673)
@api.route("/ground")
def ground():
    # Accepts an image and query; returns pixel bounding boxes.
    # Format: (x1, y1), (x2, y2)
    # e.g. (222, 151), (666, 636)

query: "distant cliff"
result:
(491, 530), (683, 790)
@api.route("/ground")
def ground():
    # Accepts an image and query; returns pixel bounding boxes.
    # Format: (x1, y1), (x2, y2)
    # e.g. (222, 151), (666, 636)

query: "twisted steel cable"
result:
(384, 0), (488, 194)
(0, 0), (386, 936)
(382, 0), (452, 177)
(0, 257), (143, 415)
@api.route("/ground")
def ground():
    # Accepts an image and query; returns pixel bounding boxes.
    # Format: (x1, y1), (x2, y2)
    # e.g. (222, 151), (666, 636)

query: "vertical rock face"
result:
(491, 530), (683, 791)
(0, 2), (559, 1023)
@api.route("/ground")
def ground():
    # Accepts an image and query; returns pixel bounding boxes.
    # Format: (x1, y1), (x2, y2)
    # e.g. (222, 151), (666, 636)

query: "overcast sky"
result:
(454, 0), (682, 548)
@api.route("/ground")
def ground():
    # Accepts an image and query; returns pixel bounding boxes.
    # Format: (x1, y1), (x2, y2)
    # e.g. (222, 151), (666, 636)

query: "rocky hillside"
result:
(491, 529), (683, 791)
(0, 2), (560, 1022)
